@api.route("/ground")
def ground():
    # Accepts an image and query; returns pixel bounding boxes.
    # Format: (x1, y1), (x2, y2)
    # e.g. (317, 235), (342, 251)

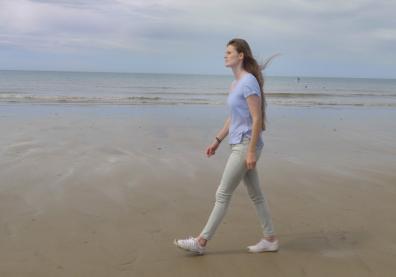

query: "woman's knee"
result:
(215, 189), (231, 204)
(247, 189), (265, 204)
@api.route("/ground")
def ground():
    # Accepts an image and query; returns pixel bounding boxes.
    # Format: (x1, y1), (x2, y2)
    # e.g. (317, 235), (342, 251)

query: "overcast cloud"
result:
(0, 0), (395, 77)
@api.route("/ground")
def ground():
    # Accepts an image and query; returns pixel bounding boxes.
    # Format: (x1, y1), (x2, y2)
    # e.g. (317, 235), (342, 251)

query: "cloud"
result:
(0, 0), (185, 52)
(0, 0), (395, 76)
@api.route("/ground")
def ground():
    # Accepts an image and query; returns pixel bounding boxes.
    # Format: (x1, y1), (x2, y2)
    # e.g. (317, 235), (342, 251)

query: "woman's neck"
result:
(232, 66), (247, 81)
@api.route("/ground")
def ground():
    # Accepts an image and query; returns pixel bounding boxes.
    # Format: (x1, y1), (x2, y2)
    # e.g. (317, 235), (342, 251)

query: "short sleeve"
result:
(242, 77), (261, 98)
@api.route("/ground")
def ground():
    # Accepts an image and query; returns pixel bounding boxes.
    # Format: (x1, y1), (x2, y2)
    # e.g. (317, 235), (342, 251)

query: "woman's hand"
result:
(246, 151), (257, 169)
(206, 141), (220, 157)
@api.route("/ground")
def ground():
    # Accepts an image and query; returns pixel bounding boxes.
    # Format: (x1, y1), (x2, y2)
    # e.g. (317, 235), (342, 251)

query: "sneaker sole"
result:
(247, 247), (279, 253)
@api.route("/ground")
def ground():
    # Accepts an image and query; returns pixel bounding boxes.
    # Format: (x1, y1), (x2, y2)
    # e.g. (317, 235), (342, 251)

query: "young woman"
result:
(174, 38), (278, 255)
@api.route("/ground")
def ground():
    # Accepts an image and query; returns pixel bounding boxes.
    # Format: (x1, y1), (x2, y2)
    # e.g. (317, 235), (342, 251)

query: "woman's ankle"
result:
(263, 235), (277, 242)
(197, 236), (208, 247)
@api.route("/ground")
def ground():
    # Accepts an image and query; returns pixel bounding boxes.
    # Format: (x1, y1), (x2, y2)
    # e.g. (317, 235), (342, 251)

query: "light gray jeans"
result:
(200, 137), (275, 240)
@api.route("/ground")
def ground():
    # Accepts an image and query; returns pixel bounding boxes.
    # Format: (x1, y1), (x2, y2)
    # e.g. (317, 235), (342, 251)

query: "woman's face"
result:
(224, 44), (243, 68)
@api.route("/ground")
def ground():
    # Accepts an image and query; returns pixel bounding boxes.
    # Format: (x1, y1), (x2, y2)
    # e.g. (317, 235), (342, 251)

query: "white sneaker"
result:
(174, 236), (205, 255)
(247, 238), (279, 253)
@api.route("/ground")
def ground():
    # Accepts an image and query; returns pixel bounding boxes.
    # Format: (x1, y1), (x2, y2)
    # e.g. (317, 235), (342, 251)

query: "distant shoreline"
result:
(1, 69), (395, 80)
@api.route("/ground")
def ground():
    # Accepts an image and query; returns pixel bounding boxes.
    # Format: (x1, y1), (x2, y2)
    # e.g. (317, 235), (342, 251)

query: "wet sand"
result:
(0, 104), (396, 277)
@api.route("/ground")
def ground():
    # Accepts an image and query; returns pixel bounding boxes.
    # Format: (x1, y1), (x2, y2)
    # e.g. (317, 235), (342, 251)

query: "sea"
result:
(1, 70), (395, 107)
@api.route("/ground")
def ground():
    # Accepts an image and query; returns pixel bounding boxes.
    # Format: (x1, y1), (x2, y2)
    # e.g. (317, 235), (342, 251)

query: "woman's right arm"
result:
(206, 116), (230, 157)
(216, 116), (230, 142)
(206, 82), (233, 157)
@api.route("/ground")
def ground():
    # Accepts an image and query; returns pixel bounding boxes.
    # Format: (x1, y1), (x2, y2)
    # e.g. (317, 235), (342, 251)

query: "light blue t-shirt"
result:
(227, 73), (264, 147)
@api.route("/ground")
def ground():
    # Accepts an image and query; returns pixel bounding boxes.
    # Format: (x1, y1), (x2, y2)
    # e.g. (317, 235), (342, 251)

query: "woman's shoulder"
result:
(241, 73), (260, 89)
(243, 72), (258, 84)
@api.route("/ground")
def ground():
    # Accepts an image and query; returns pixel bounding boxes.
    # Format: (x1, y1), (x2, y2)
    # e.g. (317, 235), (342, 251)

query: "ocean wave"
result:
(267, 92), (396, 98)
(1, 93), (396, 107)
(2, 90), (396, 98)
(125, 91), (396, 98)
(0, 94), (213, 105)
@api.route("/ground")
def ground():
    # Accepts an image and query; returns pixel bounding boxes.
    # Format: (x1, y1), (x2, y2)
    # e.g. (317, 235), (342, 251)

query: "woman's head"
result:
(226, 38), (267, 130)
(224, 38), (255, 69)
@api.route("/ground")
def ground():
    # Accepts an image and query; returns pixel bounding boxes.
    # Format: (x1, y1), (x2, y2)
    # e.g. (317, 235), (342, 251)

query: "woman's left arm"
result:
(246, 95), (262, 169)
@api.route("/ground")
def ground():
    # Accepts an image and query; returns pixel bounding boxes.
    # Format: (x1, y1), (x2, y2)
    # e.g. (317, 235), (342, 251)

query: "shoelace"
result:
(251, 239), (277, 250)
(180, 236), (199, 248)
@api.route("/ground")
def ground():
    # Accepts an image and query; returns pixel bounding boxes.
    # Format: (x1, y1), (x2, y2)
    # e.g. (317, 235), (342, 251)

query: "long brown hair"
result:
(227, 38), (278, 131)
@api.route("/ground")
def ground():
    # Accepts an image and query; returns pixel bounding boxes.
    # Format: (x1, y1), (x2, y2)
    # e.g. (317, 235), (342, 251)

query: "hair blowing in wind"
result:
(227, 38), (280, 131)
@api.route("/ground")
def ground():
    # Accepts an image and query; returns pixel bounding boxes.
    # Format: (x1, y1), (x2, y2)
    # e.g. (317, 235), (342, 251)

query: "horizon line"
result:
(0, 68), (395, 81)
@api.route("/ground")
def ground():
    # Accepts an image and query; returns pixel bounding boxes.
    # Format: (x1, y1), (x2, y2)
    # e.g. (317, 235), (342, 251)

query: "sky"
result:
(0, 0), (395, 78)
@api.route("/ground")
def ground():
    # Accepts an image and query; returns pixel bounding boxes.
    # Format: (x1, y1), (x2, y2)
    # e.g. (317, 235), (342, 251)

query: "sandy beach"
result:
(1, 104), (396, 277)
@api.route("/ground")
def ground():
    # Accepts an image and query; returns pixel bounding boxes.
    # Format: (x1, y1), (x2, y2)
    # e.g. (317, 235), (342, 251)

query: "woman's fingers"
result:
(206, 143), (219, 157)
(206, 146), (216, 157)
(210, 147), (215, 156)
(246, 160), (256, 169)
(246, 152), (257, 169)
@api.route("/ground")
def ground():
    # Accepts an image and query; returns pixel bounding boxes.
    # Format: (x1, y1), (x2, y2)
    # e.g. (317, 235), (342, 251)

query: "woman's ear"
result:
(239, 52), (244, 61)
